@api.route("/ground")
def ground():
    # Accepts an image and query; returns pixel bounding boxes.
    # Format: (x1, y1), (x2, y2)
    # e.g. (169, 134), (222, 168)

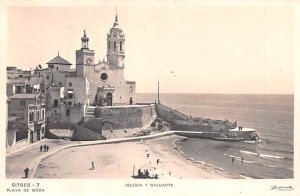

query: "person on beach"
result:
(46, 145), (49, 152)
(24, 167), (29, 178)
(43, 145), (46, 152)
(169, 171), (172, 176)
(91, 162), (95, 170)
(241, 157), (243, 164)
(147, 153), (149, 158)
(40, 145), (42, 152)
(138, 169), (142, 177)
(157, 159), (160, 164)
(232, 157), (234, 163)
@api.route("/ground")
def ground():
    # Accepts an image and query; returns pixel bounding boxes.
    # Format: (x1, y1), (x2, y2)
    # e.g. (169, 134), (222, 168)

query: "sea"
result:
(136, 93), (294, 179)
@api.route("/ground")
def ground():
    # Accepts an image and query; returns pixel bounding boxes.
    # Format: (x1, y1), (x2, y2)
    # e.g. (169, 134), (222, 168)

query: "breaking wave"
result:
(239, 150), (285, 159)
(224, 153), (293, 171)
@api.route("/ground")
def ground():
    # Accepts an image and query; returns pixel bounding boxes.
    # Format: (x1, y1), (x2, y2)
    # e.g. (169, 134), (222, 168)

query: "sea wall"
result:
(228, 130), (256, 139)
(173, 119), (231, 132)
(93, 104), (156, 130)
(175, 131), (221, 138)
(155, 103), (188, 123)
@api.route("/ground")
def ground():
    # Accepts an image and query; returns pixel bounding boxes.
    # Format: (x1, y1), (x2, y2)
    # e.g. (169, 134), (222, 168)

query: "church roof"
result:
(47, 55), (72, 65)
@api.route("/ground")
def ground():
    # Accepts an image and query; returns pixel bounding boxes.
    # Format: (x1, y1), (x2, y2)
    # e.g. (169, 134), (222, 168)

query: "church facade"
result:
(75, 15), (136, 107)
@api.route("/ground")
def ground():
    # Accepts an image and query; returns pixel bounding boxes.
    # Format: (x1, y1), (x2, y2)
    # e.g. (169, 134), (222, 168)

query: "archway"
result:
(106, 93), (113, 106)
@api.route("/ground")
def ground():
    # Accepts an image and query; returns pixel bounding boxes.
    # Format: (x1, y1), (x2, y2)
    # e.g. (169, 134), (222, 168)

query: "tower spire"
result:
(115, 7), (118, 22)
(81, 29), (89, 49)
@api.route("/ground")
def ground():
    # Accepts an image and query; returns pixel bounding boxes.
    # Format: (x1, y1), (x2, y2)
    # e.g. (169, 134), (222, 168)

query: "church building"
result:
(75, 14), (136, 107)
(41, 13), (136, 124)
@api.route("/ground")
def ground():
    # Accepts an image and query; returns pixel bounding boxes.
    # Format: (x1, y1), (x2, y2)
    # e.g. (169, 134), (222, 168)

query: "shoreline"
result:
(33, 135), (241, 179)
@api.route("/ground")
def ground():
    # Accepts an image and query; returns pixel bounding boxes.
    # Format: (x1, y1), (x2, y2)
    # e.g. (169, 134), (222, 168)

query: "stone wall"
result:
(174, 120), (213, 131)
(175, 131), (220, 138)
(93, 104), (156, 130)
(6, 131), (30, 154)
(229, 130), (256, 139)
(81, 118), (102, 134)
(155, 103), (188, 123)
(173, 119), (231, 132)
(73, 125), (105, 141)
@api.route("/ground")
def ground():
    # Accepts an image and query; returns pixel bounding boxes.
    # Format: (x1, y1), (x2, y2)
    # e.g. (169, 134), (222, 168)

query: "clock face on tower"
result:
(86, 58), (92, 65)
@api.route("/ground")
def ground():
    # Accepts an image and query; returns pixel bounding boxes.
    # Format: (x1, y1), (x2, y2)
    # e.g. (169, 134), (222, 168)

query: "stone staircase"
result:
(85, 106), (96, 121)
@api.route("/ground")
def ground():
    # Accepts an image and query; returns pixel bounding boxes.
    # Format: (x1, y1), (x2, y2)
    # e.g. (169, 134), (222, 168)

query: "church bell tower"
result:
(106, 13), (125, 67)
(76, 30), (95, 77)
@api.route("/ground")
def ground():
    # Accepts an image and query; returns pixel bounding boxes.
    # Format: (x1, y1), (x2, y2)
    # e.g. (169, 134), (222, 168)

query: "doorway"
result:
(106, 93), (112, 106)
(37, 129), (40, 140)
(30, 131), (33, 143)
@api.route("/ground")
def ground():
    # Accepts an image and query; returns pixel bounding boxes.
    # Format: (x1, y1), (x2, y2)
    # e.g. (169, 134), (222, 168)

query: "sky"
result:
(6, 6), (294, 94)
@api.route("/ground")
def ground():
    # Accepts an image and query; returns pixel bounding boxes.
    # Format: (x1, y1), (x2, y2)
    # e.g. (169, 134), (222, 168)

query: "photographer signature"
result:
(271, 185), (294, 191)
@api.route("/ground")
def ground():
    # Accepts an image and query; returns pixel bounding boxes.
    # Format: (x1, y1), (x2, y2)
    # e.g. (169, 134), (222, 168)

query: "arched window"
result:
(42, 109), (45, 119)
(37, 111), (40, 120)
(114, 41), (116, 50)
(120, 41), (123, 51)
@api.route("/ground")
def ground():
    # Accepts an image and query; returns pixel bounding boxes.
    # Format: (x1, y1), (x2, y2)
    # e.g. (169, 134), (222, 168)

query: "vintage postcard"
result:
(0, 0), (299, 195)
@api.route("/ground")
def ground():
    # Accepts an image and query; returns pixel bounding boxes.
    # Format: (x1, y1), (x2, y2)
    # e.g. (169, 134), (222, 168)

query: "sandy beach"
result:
(34, 135), (240, 179)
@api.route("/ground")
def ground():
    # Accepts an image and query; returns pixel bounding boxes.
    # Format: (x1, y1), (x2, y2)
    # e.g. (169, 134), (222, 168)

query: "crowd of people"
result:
(40, 145), (50, 152)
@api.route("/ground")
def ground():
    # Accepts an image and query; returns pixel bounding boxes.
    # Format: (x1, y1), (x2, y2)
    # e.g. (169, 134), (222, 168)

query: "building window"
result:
(108, 41), (110, 49)
(59, 82), (62, 86)
(37, 111), (40, 120)
(54, 100), (58, 107)
(46, 75), (50, 80)
(66, 109), (70, 116)
(16, 86), (22, 93)
(29, 112), (34, 122)
(56, 67), (58, 70)
(42, 110), (45, 119)
(69, 83), (72, 87)
(68, 90), (74, 98)
(114, 41), (116, 50)
(68, 101), (72, 105)
(120, 41), (123, 51)
(20, 100), (26, 106)
(42, 127), (45, 133)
